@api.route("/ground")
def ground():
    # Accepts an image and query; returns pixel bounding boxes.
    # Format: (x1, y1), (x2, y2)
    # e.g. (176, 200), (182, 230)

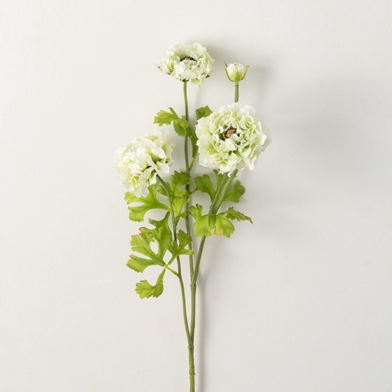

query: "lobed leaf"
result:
(214, 214), (235, 238)
(189, 204), (213, 237)
(168, 229), (194, 259)
(154, 108), (191, 137)
(127, 213), (172, 273)
(195, 105), (212, 120)
(125, 184), (168, 222)
(223, 180), (245, 203)
(225, 207), (253, 223)
(194, 175), (215, 202)
(171, 171), (191, 195)
(135, 270), (165, 299)
(153, 108), (178, 126)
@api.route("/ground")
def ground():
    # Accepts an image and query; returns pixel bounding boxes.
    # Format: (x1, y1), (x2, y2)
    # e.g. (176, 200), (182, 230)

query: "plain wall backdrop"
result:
(1, 0), (392, 391)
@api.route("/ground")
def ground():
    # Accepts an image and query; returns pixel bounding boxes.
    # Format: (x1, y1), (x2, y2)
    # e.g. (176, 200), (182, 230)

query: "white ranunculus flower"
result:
(115, 130), (174, 197)
(225, 62), (249, 83)
(157, 43), (214, 85)
(195, 103), (271, 175)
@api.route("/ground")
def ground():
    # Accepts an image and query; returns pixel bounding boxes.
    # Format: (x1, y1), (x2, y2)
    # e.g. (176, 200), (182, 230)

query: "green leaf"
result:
(153, 108), (178, 126)
(194, 171), (230, 200)
(189, 204), (213, 237)
(127, 213), (172, 272)
(171, 196), (188, 221)
(153, 108), (190, 137)
(225, 207), (253, 223)
(125, 183), (168, 222)
(214, 214), (235, 238)
(223, 179), (245, 203)
(194, 175), (215, 202)
(188, 127), (199, 158)
(135, 270), (165, 299)
(173, 118), (189, 137)
(168, 229), (194, 259)
(171, 171), (191, 196)
(158, 171), (191, 222)
(196, 105), (212, 120)
(176, 229), (193, 251)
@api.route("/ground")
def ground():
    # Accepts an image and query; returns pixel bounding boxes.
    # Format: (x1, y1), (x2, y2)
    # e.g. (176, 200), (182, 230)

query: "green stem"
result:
(157, 175), (191, 346)
(189, 344), (195, 392)
(235, 82), (239, 103)
(183, 81), (189, 123)
(183, 81), (194, 278)
(183, 81), (190, 174)
(183, 80), (195, 392)
(189, 171), (238, 343)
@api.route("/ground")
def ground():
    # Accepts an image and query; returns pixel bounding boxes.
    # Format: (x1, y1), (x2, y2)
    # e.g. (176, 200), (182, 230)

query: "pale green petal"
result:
(195, 103), (271, 174)
(115, 130), (174, 196)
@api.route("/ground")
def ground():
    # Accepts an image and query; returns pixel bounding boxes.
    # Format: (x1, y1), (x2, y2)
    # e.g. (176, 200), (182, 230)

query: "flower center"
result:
(222, 128), (236, 139)
(181, 56), (196, 62)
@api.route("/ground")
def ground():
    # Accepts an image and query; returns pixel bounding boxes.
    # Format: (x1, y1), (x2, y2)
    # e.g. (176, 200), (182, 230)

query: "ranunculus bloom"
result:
(225, 62), (249, 83)
(195, 103), (271, 175)
(116, 130), (174, 197)
(157, 43), (214, 85)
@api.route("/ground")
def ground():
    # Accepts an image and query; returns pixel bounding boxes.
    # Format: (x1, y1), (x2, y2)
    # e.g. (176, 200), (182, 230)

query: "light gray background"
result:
(1, 0), (392, 391)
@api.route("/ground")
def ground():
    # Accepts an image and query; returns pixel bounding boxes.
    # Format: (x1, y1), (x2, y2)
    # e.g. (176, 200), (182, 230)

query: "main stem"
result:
(157, 175), (191, 348)
(187, 172), (237, 392)
(183, 80), (239, 392)
(183, 77), (239, 392)
(183, 81), (196, 392)
(183, 81), (194, 278)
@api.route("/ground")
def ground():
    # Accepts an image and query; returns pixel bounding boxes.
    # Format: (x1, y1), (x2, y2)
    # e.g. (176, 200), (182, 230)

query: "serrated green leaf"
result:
(194, 215), (212, 237)
(214, 214), (235, 238)
(194, 175), (215, 202)
(190, 204), (213, 237)
(135, 270), (165, 299)
(168, 229), (194, 259)
(188, 127), (199, 158)
(173, 118), (190, 137)
(171, 171), (191, 194)
(127, 214), (172, 272)
(127, 253), (163, 273)
(125, 184), (169, 222)
(196, 105), (212, 120)
(225, 207), (253, 223)
(153, 108), (178, 126)
(223, 179), (245, 203)
(164, 171), (191, 222)
(177, 229), (193, 250)
(153, 108), (191, 137)
(171, 196), (188, 221)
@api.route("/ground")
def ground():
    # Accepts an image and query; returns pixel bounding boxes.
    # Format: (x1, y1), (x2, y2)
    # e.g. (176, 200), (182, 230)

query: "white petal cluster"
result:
(115, 130), (174, 197)
(157, 43), (214, 85)
(195, 103), (271, 175)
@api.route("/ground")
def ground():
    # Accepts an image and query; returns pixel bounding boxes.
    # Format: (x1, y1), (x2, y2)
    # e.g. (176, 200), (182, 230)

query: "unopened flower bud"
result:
(224, 62), (249, 82)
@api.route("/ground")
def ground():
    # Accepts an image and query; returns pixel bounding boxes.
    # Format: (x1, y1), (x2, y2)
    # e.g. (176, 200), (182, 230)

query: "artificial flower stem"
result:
(212, 170), (238, 213)
(183, 81), (196, 392)
(183, 81), (190, 173)
(157, 175), (191, 346)
(183, 81), (189, 122)
(235, 82), (239, 103)
(187, 176), (233, 391)
(183, 81), (195, 278)
(189, 172), (236, 343)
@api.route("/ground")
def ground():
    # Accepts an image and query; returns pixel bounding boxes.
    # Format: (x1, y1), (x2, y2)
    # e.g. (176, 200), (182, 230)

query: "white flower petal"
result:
(157, 42), (214, 85)
(195, 103), (271, 175)
(115, 130), (174, 195)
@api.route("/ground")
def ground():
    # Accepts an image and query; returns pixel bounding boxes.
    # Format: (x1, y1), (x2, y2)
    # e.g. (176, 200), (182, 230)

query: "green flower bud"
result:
(224, 62), (249, 82)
